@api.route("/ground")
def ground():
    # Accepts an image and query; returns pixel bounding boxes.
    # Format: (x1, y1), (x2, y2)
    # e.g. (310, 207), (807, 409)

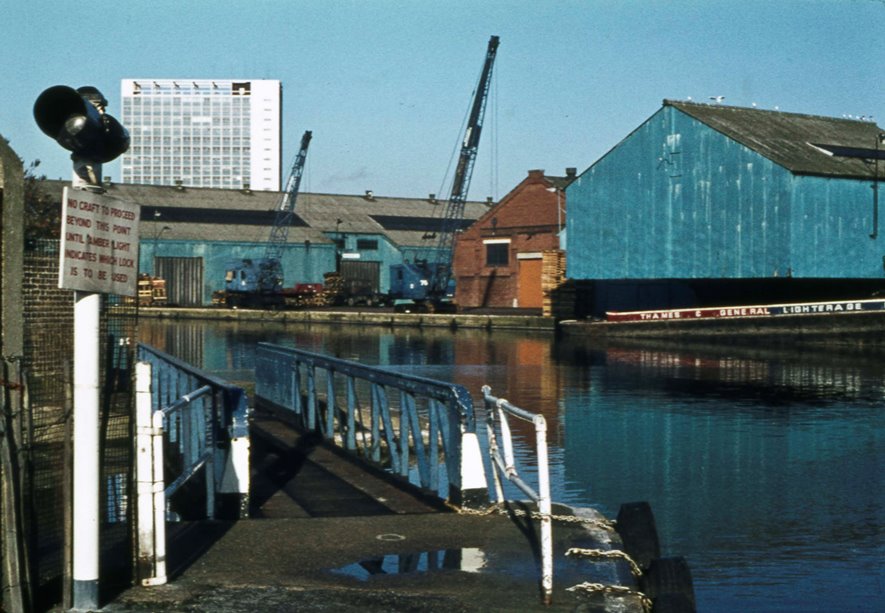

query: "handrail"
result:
(134, 343), (251, 587)
(136, 365), (216, 586)
(136, 342), (250, 470)
(155, 384), (213, 501)
(481, 385), (553, 605)
(255, 342), (487, 507)
(136, 344), (250, 438)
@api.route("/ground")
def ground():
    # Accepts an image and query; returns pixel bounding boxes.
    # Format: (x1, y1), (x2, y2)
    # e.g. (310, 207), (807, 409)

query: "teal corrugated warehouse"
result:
(566, 100), (885, 314)
(38, 181), (488, 306)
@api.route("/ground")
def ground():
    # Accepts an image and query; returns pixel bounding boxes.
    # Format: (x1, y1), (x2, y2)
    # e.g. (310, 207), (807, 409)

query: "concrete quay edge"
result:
(138, 307), (557, 332)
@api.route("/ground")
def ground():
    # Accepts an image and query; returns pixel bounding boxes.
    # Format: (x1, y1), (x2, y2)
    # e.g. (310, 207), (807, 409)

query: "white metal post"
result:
(534, 414), (553, 605)
(150, 409), (168, 585)
(134, 362), (157, 584)
(71, 290), (100, 610)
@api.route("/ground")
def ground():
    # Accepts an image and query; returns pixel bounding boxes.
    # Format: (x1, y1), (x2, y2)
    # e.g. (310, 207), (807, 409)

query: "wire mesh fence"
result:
(19, 238), (137, 610)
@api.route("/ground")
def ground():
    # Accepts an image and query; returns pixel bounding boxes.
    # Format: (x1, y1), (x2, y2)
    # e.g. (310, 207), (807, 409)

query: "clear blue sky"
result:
(3, 0), (883, 199)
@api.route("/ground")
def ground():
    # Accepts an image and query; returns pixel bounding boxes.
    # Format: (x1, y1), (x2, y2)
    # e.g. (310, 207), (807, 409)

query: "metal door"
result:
(155, 257), (204, 306)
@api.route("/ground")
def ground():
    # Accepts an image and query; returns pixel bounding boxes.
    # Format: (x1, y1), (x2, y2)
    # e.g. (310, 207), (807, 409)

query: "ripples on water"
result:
(140, 320), (884, 612)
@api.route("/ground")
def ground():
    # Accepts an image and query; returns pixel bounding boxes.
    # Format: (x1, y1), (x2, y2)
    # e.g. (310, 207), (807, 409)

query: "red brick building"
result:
(453, 168), (576, 309)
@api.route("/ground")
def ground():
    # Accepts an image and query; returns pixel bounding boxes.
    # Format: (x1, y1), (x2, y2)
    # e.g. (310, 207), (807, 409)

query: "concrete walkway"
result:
(103, 511), (643, 612)
(96, 412), (645, 612)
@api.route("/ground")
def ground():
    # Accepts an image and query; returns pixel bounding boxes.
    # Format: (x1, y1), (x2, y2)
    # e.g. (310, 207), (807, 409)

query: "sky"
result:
(2, 0), (883, 201)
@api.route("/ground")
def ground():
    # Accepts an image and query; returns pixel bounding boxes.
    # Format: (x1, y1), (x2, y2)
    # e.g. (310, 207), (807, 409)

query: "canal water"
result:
(139, 318), (883, 612)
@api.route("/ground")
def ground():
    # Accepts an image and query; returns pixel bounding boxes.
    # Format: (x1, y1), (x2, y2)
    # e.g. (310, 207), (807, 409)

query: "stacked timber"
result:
(134, 274), (167, 306)
(321, 272), (345, 306)
(541, 250), (575, 319)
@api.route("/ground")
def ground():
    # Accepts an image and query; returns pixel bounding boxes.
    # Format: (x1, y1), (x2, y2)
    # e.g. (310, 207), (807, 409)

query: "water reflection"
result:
(137, 319), (885, 613)
(329, 548), (487, 581)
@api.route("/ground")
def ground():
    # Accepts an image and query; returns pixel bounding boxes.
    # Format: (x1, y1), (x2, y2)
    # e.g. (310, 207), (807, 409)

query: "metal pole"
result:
(534, 414), (553, 605)
(71, 290), (100, 610)
(557, 189), (562, 234)
(71, 163), (101, 611)
(149, 410), (168, 585)
(872, 134), (880, 239)
(134, 362), (154, 583)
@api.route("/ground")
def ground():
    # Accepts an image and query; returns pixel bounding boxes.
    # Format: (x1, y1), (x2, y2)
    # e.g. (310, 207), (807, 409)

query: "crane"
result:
(222, 130), (312, 307)
(390, 35), (500, 311)
(265, 130), (313, 264)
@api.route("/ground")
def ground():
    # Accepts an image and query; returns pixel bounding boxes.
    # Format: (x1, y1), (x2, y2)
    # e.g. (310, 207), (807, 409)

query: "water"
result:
(139, 319), (885, 612)
(330, 548), (488, 581)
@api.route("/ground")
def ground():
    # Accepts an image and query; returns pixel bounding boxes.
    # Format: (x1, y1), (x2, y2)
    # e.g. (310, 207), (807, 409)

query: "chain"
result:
(452, 502), (652, 611)
(566, 582), (653, 613)
(566, 547), (642, 577)
(451, 501), (617, 531)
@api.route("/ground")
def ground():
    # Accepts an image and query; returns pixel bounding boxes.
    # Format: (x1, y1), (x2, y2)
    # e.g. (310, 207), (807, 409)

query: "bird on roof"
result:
(709, 96), (725, 104)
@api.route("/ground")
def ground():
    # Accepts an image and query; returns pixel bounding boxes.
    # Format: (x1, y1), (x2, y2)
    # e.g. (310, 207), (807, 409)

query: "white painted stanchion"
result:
(135, 362), (165, 585)
(150, 407), (168, 585)
(534, 413), (553, 606)
(482, 386), (555, 605)
(72, 290), (100, 610)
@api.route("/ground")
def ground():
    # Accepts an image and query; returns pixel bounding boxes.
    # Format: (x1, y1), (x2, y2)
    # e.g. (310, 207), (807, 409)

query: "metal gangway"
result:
(252, 344), (566, 603)
(127, 342), (665, 610)
(253, 342), (488, 508)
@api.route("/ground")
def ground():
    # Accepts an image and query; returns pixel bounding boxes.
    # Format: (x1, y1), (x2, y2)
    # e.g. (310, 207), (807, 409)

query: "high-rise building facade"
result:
(120, 79), (281, 190)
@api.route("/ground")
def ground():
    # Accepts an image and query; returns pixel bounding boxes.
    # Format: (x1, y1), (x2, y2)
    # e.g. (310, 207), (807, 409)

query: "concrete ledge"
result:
(139, 307), (556, 332)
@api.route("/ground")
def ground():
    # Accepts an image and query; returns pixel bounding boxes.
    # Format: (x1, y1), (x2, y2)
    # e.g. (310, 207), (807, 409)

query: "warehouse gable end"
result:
(566, 100), (885, 316)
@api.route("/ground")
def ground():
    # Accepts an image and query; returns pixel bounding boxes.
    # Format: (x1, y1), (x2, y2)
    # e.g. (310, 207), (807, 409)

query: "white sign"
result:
(59, 187), (140, 296)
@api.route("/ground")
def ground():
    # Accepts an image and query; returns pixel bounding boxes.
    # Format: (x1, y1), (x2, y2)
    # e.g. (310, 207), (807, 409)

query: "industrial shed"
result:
(567, 100), (885, 316)
(453, 168), (575, 309)
(39, 180), (489, 306)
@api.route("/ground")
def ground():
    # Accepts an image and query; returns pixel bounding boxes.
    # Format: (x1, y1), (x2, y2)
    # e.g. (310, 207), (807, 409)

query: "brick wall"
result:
(454, 170), (564, 309)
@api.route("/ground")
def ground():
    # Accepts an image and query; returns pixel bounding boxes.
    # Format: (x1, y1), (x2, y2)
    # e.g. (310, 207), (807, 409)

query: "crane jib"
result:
(426, 35), (499, 298)
(389, 36), (498, 307)
(260, 129), (312, 288)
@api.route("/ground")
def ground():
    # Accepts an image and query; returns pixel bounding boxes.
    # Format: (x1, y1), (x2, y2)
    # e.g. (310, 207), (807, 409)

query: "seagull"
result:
(709, 96), (725, 103)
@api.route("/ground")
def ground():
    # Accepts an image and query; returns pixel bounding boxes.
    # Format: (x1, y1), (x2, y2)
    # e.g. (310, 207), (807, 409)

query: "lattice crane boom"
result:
(265, 130), (312, 263)
(429, 35), (499, 296)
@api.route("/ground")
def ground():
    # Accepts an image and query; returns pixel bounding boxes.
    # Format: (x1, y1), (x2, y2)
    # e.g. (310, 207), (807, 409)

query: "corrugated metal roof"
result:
(40, 180), (491, 246)
(666, 100), (885, 179)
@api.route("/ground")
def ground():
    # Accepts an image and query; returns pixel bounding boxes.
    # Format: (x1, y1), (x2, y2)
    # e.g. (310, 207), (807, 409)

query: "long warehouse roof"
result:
(39, 180), (492, 248)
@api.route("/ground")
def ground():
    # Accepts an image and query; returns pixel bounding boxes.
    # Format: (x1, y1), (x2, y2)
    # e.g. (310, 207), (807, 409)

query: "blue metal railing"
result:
(255, 342), (487, 507)
(152, 383), (216, 513)
(135, 343), (250, 586)
(136, 343), (250, 514)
